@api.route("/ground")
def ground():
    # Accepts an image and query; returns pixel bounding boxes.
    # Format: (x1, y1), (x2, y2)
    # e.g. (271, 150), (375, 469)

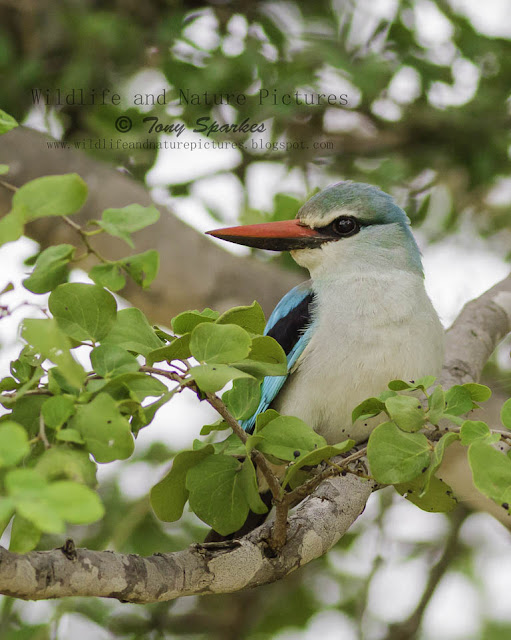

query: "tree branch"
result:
(384, 506), (469, 640)
(0, 474), (374, 603)
(0, 273), (509, 602)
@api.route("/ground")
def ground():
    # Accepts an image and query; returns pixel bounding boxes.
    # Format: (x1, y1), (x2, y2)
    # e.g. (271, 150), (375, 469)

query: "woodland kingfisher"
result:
(208, 181), (444, 445)
(207, 181), (510, 528)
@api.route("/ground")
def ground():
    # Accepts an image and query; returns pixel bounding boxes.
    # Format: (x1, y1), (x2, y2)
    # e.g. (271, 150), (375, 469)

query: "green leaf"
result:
(186, 454), (248, 535)
(388, 380), (414, 391)
(200, 419), (229, 436)
(22, 244), (74, 294)
(0, 164), (8, 175)
(12, 174), (87, 221)
(428, 386), (445, 425)
(463, 383), (492, 403)
(385, 395), (426, 432)
(414, 376), (437, 390)
(282, 440), (355, 489)
(388, 376), (436, 391)
(0, 377), (18, 393)
(460, 420), (498, 445)
(49, 283), (117, 342)
(130, 390), (176, 434)
(216, 301), (266, 334)
(223, 377), (261, 420)
(190, 323), (251, 364)
(102, 308), (163, 356)
(90, 344), (140, 378)
(98, 204), (160, 247)
(48, 367), (81, 396)
(501, 398), (511, 430)
(89, 263), (126, 291)
(421, 431), (460, 495)
(367, 421), (431, 484)
(240, 457), (268, 514)
(100, 372), (167, 404)
(395, 475), (457, 513)
(9, 515), (41, 553)
(189, 364), (254, 393)
(255, 409), (280, 431)
(35, 447), (96, 485)
(254, 415), (326, 462)
(207, 432), (247, 456)
(377, 390), (397, 401)
(0, 109), (18, 135)
(44, 481), (104, 524)
(119, 250), (159, 288)
(0, 421), (30, 467)
(233, 336), (287, 377)
(146, 334), (191, 366)
(171, 308), (219, 334)
(5, 469), (65, 533)
(72, 392), (134, 462)
(468, 441), (511, 509)
(6, 395), (46, 436)
(150, 446), (214, 521)
(0, 210), (24, 247)
(41, 395), (75, 429)
(55, 428), (85, 444)
(22, 318), (85, 388)
(352, 397), (385, 423)
(445, 385), (473, 416)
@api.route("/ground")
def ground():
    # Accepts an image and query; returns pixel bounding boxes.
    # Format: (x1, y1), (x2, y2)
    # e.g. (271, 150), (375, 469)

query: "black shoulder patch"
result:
(266, 293), (314, 355)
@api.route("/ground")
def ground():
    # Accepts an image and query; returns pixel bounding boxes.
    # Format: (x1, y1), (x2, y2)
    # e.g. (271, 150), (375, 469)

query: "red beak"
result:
(206, 219), (330, 251)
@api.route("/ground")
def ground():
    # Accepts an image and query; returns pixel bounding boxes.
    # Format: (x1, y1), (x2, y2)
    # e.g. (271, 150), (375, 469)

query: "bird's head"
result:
(207, 182), (423, 278)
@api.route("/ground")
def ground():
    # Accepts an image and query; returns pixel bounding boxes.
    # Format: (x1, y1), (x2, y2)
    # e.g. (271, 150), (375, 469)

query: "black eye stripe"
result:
(320, 215), (361, 238)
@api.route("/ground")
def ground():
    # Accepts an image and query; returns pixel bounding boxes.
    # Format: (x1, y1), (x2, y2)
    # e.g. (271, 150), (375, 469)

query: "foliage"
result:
(2, 1), (511, 244)
(0, 149), (510, 552)
(1, 0), (511, 631)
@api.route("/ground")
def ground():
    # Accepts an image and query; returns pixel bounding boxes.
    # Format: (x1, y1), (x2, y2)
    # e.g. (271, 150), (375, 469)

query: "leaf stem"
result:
(62, 216), (111, 264)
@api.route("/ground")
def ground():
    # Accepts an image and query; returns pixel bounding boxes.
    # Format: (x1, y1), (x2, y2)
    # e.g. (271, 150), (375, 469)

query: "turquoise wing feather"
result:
(241, 281), (315, 433)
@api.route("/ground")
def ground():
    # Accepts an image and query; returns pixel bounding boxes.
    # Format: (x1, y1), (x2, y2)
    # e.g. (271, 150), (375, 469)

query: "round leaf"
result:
(44, 481), (104, 524)
(102, 308), (163, 356)
(0, 421), (30, 467)
(12, 174), (87, 221)
(186, 454), (249, 536)
(42, 395), (75, 429)
(190, 323), (251, 364)
(367, 421), (431, 484)
(49, 283), (117, 341)
(90, 344), (140, 378)
(73, 392), (134, 463)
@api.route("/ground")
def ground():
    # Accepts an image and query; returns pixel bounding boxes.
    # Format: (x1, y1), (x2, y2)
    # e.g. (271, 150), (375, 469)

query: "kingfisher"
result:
(206, 181), (511, 530)
(208, 181), (444, 444)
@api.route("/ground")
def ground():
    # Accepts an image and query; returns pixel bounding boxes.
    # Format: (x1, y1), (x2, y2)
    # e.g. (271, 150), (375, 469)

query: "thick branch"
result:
(0, 278), (509, 602)
(0, 474), (373, 603)
(441, 271), (511, 387)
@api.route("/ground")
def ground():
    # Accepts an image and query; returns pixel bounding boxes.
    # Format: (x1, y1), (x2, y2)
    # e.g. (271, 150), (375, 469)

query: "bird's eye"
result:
(332, 216), (359, 237)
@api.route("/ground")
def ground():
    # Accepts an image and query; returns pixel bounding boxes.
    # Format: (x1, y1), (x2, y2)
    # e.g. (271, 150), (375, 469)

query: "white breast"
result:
(273, 270), (444, 444)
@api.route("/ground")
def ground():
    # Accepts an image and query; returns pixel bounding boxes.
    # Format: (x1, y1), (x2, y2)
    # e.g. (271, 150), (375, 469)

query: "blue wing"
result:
(241, 281), (315, 434)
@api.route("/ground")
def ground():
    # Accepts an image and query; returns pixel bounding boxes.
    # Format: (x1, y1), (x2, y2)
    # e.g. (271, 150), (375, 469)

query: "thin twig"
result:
(0, 179), (17, 193)
(39, 414), (50, 449)
(286, 446), (369, 504)
(204, 391), (283, 501)
(62, 216), (109, 264)
(383, 506), (468, 640)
